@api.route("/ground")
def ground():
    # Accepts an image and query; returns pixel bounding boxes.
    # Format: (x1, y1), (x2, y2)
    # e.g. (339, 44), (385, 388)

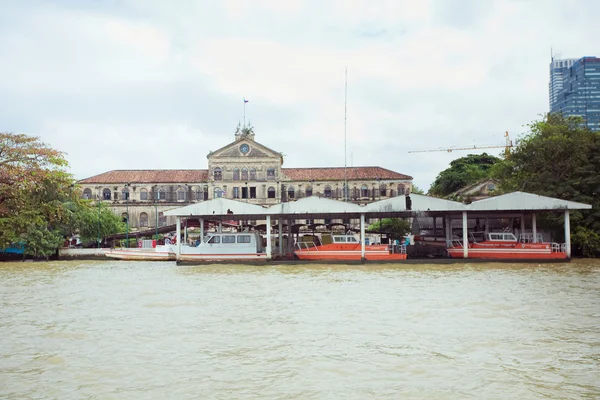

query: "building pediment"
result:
(208, 137), (283, 162)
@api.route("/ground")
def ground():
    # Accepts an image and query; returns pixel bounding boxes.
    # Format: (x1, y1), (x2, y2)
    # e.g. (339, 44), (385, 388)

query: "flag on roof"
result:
(244, 98), (249, 103)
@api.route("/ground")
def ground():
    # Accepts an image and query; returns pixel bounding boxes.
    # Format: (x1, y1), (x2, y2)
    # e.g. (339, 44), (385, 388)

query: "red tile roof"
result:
(78, 170), (209, 184)
(78, 166), (412, 184)
(283, 167), (412, 181)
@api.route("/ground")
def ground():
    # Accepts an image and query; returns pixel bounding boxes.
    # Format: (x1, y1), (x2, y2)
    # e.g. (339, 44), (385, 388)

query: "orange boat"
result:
(447, 232), (567, 260)
(294, 233), (407, 261)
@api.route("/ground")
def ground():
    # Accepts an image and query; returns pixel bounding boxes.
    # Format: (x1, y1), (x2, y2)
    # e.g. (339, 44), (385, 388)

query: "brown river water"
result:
(1, 260), (599, 399)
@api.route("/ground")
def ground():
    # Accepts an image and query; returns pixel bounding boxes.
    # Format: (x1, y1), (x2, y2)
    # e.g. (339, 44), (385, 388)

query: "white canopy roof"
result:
(467, 191), (592, 211)
(266, 196), (363, 216)
(363, 193), (465, 213)
(164, 197), (267, 217)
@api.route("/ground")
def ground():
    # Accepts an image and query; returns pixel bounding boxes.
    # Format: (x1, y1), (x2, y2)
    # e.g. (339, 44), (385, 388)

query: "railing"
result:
(519, 232), (544, 243)
(551, 243), (566, 253)
(389, 244), (406, 254)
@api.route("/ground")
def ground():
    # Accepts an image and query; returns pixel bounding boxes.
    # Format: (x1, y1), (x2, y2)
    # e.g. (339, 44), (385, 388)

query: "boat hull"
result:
(447, 247), (567, 260)
(178, 253), (268, 262)
(104, 248), (175, 261)
(295, 244), (406, 261)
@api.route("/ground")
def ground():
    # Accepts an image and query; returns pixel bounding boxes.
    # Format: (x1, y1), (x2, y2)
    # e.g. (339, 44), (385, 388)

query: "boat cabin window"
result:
(347, 236), (357, 243)
(488, 233), (517, 241)
(237, 235), (251, 243)
(222, 235), (236, 244)
(207, 235), (220, 244)
(334, 236), (347, 243)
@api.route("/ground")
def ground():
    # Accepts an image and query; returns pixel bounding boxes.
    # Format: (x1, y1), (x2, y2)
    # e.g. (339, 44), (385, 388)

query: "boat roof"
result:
(363, 193), (465, 214)
(266, 196), (363, 217)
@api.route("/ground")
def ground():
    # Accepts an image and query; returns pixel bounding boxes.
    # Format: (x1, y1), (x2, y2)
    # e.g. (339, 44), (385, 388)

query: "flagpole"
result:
(243, 98), (246, 127)
(344, 67), (348, 202)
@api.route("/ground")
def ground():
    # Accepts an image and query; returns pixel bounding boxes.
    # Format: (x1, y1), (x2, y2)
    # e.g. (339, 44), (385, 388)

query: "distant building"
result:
(78, 125), (413, 230)
(549, 56), (600, 131)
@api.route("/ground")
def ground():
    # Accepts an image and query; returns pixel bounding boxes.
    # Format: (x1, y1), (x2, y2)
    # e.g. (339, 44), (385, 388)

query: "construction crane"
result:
(408, 131), (514, 157)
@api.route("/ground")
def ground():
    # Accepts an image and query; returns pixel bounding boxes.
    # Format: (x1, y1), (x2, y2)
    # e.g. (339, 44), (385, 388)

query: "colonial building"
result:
(78, 125), (413, 230)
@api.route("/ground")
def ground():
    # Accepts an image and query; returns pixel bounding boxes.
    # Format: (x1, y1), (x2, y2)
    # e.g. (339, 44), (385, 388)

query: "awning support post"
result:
(360, 214), (366, 260)
(278, 218), (283, 256)
(200, 218), (204, 239)
(532, 214), (537, 243)
(564, 210), (571, 258)
(462, 211), (468, 259)
(266, 215), (272, 260)
(176, 217), (181, 261)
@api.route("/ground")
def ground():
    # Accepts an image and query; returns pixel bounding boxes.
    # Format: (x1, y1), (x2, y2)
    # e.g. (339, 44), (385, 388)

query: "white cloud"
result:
(0, 0), (599, 189)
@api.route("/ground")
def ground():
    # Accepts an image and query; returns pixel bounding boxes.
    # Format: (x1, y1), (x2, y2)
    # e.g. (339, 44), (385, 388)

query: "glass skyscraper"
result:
(549, 56), (600, 131)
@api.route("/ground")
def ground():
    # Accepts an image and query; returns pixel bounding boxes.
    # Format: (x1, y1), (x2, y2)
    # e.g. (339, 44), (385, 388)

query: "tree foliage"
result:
(493, 114), (600, 256)
(429, 153), (500, 197)
(368, 218), (411, 241)
(0, 132), (123, 256)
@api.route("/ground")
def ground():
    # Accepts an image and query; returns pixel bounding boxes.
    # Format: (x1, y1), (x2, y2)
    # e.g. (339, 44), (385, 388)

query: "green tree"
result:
(411, 185), (425, 194)
(0, 132), (124, 256)
(429, 153), (500, 197)
(368, 218), (411, 241)
(493, 114), (600, 256)
(73, 201), (124, 246)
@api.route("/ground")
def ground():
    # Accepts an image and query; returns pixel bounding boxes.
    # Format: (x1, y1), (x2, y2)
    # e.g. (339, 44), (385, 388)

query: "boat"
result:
(104, 239), (176, 261)
(177, 231), (268, 262)
(447, 231), (567, 260)
(294, 232), (407, 261)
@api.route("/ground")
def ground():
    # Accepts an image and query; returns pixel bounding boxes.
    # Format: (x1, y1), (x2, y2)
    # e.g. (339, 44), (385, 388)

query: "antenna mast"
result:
(344, 67), (348, 201)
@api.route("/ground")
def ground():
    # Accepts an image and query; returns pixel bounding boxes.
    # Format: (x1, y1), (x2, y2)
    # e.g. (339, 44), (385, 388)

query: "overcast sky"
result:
(1, 0), (598, 191)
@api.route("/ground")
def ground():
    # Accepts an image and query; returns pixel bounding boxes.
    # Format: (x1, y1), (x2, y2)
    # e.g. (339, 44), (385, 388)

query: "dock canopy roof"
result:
(467, 192), (593, 212)
(164, 198), (267, 219)
(266, 196), (363, 218)
(363, 193), (465, 215)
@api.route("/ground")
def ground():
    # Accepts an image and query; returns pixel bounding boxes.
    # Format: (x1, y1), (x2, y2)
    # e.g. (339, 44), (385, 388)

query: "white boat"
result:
(104, 239), (176, 261)
(178, 231), (267, 262)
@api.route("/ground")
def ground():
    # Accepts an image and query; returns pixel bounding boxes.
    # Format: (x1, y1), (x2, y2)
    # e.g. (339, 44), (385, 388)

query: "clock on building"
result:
(240, 144), (250, 154)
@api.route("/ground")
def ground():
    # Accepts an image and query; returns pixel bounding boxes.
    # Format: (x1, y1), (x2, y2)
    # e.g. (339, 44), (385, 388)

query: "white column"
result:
(520, 213), (525, 239)
(200, 218), (204, 239)
(184, 219), (187, 244)
(266, 215), (272, 259)
(218, 221), (222, 233)
(360, 214), (366, 260)
(532, 214), (537, 243)
(278, 219), (283, 256)
(462, 211), (468, 259)
(484, 218), (489, 234)
(564, 210), (571, 258)
(445, 216), (451, 246)
(176, 217), (181, 260)
(287, 219), (293, 257)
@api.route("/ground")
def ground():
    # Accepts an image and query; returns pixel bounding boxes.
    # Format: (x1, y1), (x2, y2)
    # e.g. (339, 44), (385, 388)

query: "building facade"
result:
(78, 126), (413, 230)
(550, 56), (600, 131)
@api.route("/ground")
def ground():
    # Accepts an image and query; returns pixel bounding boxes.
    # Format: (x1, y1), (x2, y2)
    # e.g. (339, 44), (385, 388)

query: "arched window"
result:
(267, 186), (276, 199)
(249, 168), (256, 180)
(287, 186), (295, 199)
(121, 212), (129, 223)
(267, 168), (275, 180)
(177, 187), (186, 201)
(158, 188), (166, 200)
(305, 186), (313, 197)
(139, 212), (148, 227)
(140, 188), (148, 201)
(397, 184), (406, 195)
(361, 185), (368, 198)
(213, 167), (222, 181)
(158, 212), (166, 227)
(194, 186), (203, 201)
(82, 188), (92, 199)
(214, 187), (223, 198)
(122, 188), (130, 200)
(102, 188), (111, 200)
(379, 184), (387, 197)
(241, 168), (248, 180)
(233, 168), (240, 181)
(324, 186), (332, 197)
(342, 184), (349, 199)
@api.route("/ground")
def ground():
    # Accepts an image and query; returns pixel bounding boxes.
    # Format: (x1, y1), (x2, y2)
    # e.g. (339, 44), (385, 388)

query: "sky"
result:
(1, 0), (598, 191)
